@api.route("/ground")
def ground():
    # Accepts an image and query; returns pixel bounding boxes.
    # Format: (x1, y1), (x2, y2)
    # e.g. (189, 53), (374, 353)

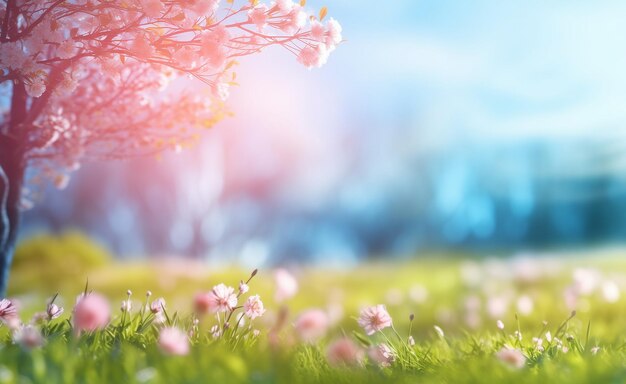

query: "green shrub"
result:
(11, 231), (112, 291)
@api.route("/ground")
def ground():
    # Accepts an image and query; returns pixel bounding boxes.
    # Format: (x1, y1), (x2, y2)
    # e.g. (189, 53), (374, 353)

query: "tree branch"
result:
(13, 0), (65, 41)
(0, 0), (13, 41)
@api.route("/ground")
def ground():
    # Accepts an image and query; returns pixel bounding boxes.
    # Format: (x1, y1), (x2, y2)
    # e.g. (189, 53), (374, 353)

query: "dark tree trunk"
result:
(0, 81), (28, 297)
(0, 151), (24, 298)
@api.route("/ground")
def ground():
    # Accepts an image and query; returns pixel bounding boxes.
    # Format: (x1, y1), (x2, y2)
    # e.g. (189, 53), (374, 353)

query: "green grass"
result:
(4, 250), (626, 383)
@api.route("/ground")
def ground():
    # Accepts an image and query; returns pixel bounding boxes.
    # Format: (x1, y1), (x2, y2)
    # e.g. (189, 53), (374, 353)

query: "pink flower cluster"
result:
(0, 1), (342, 197)
(0, 0), (343, 98)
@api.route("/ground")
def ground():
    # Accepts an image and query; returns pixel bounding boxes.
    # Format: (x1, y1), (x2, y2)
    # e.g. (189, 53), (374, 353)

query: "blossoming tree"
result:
(0, 0), (342, 295)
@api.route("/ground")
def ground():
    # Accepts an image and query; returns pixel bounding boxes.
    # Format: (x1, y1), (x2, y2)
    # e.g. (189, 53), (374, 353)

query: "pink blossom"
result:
(173, 46), (198, 68)
(57, 40), (76, 59)
(209, 283), (237, 312)
(188, 0), (220, 17)
(297, 44), (328, 69)
(274, 0), (294, 13)
(325, 18), (343, 48)
(368, 343), (395, 367)
(294, 309), (328, 342)
(357, 305), (392, 335)
(46, 303), (64, 320)
(26, 78), (46, 98)
(310, 21), (325, 42)
(131, 37), (154, 60)
(244, 295), (265, 319)
(248, 4), (269, 31)
(274, 268), (298, 302)
(140, 0), (164, 18)
(496, 347), (526, 369)
(158, 327), (190, 356)
(200, 31), (228, 68)
(205, 43), (228, 69)
(58, 73), (78, 95)
(326, 338), (364, 366)
(204, 25), (230, 45)
(100, 57), (122, 79)
(73, 293), (110, 332)
(279, 5), (306, 34)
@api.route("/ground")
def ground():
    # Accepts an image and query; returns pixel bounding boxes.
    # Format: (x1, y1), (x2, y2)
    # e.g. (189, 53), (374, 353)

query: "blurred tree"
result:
(0, 0), (342, 295)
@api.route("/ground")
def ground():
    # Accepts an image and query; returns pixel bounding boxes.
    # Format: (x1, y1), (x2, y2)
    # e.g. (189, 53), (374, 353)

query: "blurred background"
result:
(19, 1), (626, 266)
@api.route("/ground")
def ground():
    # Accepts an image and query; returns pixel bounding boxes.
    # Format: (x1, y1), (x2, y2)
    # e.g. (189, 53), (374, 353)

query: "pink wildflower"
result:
(46, 303), (64, 320)
(274, 268), (298, 302)
(243, 295), (265, 319)
(496, 347), (526, 369)
(73, 293), (110, 332)
(357, 305), (392, 335)
(209, 284), (237, 312)
(0, 299), (18, 323)
(150, 297), (166, 314)
(326, 338), (364, 367)
(194, 292), (213, 314)
(158, 327), (189, 356)
(294, 309), (329, 342)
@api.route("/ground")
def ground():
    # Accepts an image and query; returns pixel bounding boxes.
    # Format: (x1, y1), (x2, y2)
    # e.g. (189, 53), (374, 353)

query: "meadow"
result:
(3, 242), (626, 383)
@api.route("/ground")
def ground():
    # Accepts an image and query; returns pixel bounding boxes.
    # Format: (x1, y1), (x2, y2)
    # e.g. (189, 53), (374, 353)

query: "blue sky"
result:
(311, 0), (626, 141)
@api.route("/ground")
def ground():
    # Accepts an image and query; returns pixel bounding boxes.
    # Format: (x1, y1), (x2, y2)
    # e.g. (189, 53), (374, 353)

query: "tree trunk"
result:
(0, 80), (28, 297)
(0, 155), (24, 298)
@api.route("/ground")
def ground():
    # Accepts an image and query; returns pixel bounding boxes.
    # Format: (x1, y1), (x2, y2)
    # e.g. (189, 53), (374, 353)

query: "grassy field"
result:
(3, 249), (626, 383)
